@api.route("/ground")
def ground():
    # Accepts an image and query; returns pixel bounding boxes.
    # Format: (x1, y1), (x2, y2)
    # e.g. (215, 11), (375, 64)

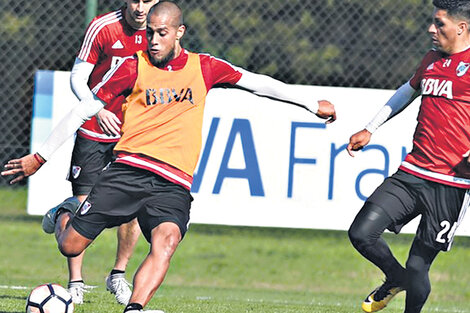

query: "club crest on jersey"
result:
(421, 78), (453, 99)
(146, 88), (194, 106)
(456, 61), (470, 77)
(72, 165), (81, 179)
(80, 201), (92, 215)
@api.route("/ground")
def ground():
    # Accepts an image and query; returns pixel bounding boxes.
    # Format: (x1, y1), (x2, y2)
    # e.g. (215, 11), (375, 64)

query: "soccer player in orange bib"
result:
(2, 1), (335, 312)
(347, 1), (470, 312)
(53, 0), (157, 305)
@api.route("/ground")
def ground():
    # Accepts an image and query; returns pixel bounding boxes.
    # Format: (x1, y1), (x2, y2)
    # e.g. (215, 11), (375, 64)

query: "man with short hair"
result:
(47, 0), (157, 305)
(2, 1), (336, 312)
(347, 1), (470, 312)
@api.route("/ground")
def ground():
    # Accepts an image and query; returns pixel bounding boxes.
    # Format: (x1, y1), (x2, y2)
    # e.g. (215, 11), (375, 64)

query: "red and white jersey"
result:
(76, 7), (147, 142)
(401, 48), (470, 188)
(93, 49), (242, 189)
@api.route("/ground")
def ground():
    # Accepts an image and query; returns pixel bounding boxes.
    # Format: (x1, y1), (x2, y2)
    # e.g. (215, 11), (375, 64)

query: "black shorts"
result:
(366, 169), (470, 251)
(68, 135), (116, 195)
(71, 162), (192, 243)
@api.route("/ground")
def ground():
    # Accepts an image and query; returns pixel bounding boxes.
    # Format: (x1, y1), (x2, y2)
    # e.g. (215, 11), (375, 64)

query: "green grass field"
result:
(1, 187), (470, 313)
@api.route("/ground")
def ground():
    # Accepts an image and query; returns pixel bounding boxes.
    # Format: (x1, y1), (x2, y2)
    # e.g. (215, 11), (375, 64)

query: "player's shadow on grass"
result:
(0, 214), (41, 223)
(0, 294), (25, 313)
(0, 294), (26, 301)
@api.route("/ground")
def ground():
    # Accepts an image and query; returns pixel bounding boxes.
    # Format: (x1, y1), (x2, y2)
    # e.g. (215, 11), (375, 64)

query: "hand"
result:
(1, 154), (44, 184)
(347, 129), (372, 157)
(96, 108), (121, 136)
(315, 100), (336, 124)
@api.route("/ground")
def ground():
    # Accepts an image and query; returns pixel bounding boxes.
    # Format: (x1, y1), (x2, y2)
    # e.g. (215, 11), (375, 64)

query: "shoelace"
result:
(68, 283), (96, 294)
(112, 277), (132, 294)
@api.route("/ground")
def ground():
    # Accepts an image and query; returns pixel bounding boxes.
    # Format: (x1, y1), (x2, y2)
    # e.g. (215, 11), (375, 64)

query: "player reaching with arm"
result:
(2, 2), (335, 312)
(42, 0), (157, 305)
(347, 1), (470, 312)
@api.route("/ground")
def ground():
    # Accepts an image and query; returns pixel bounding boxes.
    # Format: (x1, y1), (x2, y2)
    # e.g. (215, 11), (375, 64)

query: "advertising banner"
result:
(28, 70), (470, 236)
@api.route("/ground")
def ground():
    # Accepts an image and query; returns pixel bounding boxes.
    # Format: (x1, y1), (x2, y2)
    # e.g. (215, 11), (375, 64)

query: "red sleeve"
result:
(94, 57), (138, 104)
(409, 50), (442, 90)
(199, 54), (243, 90)
(77, 16), (107, 64)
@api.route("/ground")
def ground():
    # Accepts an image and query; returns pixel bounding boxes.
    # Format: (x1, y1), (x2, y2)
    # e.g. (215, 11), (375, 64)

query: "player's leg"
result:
(349, 202), (407, 283)
(123, 173), (191, 312)
(55, 210), (94, 257)
(63, 136), (107, 303)
(115, 218), (141, 271)
(127, 222), (181, 308)
(106, 218), (141, 305)
(403, 238), (439, 313)
(403, 184), (470, 313)
(349, 202), (408, 313)
(349, 170), (422, 312)
(66, 194), (89, 304)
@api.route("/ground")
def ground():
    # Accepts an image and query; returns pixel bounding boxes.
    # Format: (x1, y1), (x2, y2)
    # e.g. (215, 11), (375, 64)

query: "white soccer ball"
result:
(26, 283), (74, 313)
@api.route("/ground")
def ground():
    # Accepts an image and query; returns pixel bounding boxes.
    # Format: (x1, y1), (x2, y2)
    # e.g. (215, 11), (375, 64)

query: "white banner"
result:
(28, 71), (470, 236)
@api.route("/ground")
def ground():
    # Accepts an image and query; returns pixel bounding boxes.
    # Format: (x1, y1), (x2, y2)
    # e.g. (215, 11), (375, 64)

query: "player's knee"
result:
(349, 203), (391, 249)
(58, 241), (81, 258)
(57, 236), (85, 257)
(151, 224), (181, 258)
(348, 222), (370, 249)
(162, 231), (180, 255)
(406, 257), (428, 279)
(348, 210), (377, 249)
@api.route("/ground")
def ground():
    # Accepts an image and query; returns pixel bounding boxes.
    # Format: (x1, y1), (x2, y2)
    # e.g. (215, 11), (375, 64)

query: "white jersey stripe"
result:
(91, 56), (134, 94)
(400, 161), (470, 188)
(79, 12), (122, 61)
(79, 11), (121, 60)
(116, 155), (192, 189)
(78, 10), (122, 61)
(79, 10), (122, 60)
(78, 127), (120, 140)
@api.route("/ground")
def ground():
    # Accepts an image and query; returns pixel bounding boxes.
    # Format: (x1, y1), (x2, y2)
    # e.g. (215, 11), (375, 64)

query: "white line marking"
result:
(0, 285), (30, 290)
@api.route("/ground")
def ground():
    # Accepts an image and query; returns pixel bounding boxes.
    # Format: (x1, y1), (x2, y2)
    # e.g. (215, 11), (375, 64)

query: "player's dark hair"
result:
(433, 0), (470, 22)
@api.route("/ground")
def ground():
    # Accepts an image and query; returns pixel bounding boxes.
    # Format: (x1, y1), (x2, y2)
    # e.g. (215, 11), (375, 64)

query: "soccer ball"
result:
(26, 283), (74, 313)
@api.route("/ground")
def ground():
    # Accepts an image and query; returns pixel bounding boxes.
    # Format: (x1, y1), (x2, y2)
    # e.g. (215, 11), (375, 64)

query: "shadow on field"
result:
(0, 214), (41, 223)
(0, 294), (26, 301)
(0, 294), (24, 313)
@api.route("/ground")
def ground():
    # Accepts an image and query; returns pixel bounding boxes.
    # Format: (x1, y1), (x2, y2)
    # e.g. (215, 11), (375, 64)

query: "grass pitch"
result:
(1, 187), (470, 313)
